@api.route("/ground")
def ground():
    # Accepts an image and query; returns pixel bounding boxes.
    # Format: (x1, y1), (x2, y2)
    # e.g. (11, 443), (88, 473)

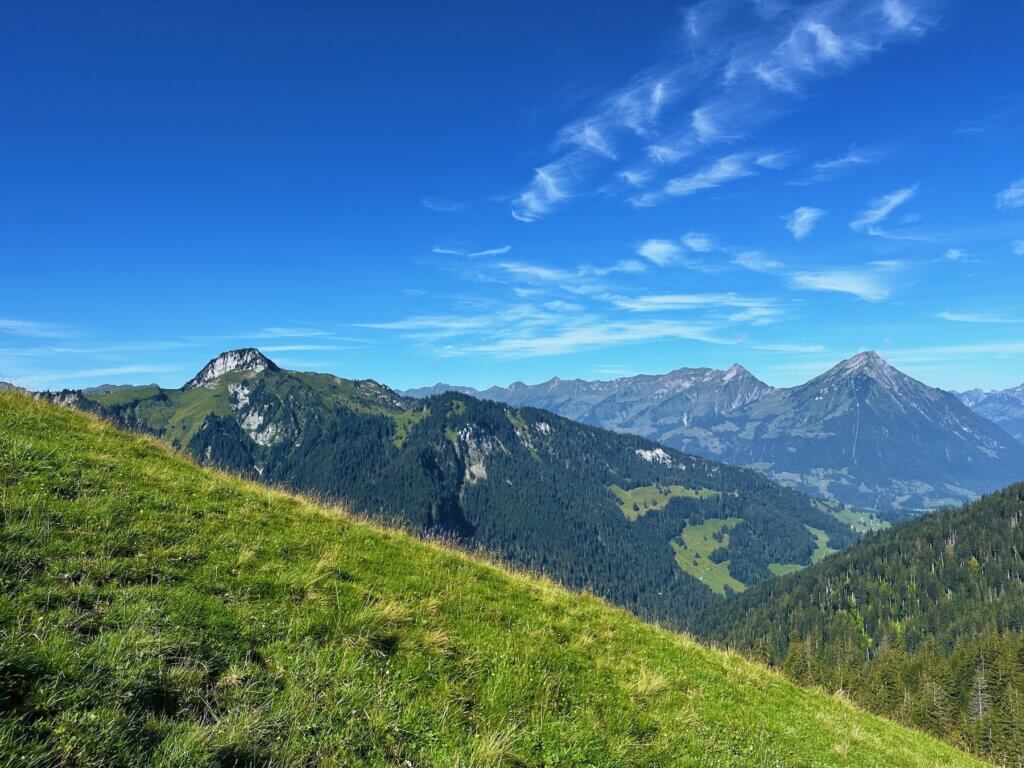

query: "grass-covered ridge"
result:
(0, 393), (985, 767)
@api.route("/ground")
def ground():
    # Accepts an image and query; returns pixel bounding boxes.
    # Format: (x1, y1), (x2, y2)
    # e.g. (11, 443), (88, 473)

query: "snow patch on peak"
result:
(184, 349), (277, 389)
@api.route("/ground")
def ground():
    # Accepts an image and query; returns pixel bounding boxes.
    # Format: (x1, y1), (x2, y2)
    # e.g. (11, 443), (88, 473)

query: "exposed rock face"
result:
(184, 348), (278, 389)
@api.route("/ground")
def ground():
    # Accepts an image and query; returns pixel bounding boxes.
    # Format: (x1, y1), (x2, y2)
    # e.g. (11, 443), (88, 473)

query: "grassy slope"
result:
(609, 484), (719, 521)
(671, 518), (746, 596)
(0, 393), (985, 768)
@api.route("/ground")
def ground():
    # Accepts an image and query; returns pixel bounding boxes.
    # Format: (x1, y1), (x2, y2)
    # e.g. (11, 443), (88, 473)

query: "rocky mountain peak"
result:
(184, 348), (278, 390)
(825, 351), (903, 384)
(724, 363), (749, 382)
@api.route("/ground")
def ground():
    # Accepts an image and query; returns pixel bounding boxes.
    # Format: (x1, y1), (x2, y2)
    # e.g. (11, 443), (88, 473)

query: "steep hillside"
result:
(959, 385), (1024, 444)
(0, 392), (985, 767)
(700, 483), (1024, 764)
(40, 350), (857, 625)
(419, 352), (1024, 514)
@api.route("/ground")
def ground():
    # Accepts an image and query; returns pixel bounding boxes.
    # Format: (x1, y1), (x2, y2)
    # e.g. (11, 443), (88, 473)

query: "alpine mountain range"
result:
(404, 351), (1024, 514)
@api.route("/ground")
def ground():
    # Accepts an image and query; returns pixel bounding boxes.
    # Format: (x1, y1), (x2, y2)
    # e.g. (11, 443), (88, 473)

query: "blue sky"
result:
(2, 0), (1023, 393)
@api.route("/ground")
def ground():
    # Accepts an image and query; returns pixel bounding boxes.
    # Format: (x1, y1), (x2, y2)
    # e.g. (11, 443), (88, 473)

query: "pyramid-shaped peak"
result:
(821, 351), (910, 387)
(841, 350), (890, 371)
(724, 363), (750, 380)
(184, 348), (278, 390)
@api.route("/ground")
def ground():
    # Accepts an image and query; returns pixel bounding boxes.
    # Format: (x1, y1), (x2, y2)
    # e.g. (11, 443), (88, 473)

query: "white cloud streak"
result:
(733, 250), (785, 273)
(785, 206), (826, 239)
(790, 269), (892, 301)
(421, 197), (466, 213)
(681, 232), (715, 252)
(0, 319), (74, 339)
(996, 177), (1024, 210)
(468, 245), (512, 258)
(451, 320), (734, 359)
(792, 146), (882, 184)
(512, 164), (570, 222)
(510, 0), (932, 219)
(665, 154), (755, 196)
(850, 185), (918, 235)
(610, 292), (775, 313)
(938, 311), (1018, 325)
(636, 239), (681, 266)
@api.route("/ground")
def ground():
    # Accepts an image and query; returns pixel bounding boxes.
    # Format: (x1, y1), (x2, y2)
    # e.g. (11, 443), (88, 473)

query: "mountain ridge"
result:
(38, 349), (859, 625)
(408, 352), (1024, 513)
(957, 383), (1024, 444)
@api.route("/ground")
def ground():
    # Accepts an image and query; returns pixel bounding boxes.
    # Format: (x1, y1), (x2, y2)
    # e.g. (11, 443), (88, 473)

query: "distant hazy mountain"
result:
(0, 381), (26, 393)
(414, 352), (1024, 513)
(400, 382), (480, 399)
(80, 383), (158, 395)
(957, 384), (1024, 444)
(38, 348), (858, 625)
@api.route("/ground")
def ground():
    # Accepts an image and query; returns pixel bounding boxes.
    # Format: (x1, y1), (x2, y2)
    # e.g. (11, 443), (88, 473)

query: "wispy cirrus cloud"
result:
(636, 239), (681, 266)
(785, 206), (826, 239)
(648, 145), (686, 164)
(0, 318), (74, 339)
(733, 250), (785, 273)
(1014, 241), (1024, 256)
(452, 320), (734, 359)
(560, 121), (617, 159)
(509, 0), (934, 220)
(358, 295), (739, 359)
(789, 268), (893, 301)
(665, 154), (756, 197)
(790, 146), (882, 185)
(512, 164), (571, 222)
(468, 245), (512, 258)
(609, 292), (775, 313)
(634, 233), (717, 270)
(942, 248), (979, 263)
(432, 244), (513, 258)
(491, 258), (647, 297)
(421, 197), (466, 214)
(850, 184), (918, 236)
(681, 232), (716, 252)
(996, 177), (1024, 210)
(938, 311), (1019, 325)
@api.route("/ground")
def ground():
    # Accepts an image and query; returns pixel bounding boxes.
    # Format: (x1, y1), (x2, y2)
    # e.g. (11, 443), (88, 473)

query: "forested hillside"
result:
(701, 483), (1024, 764)
(40, 350), (857, 626)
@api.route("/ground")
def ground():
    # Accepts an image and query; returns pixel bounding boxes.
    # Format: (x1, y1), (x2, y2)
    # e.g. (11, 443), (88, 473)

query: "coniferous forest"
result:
(700, 483), (1024, 764)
